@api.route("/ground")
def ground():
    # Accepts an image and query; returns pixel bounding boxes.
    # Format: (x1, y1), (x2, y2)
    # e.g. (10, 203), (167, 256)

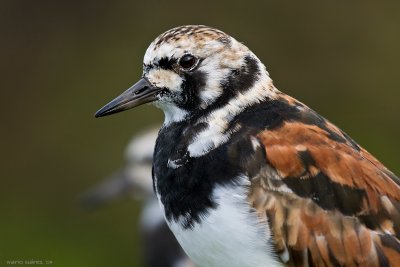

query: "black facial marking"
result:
(177, 70), (207, 111)
(222, 55), (260, 93)
(149, 53), (262, 119)
(156, 57), (177, 70)
(283, 171), (366, 215)
(144, 63), (153, 73)
(144, 58), (177, 73)
(190, 55), (261, 119)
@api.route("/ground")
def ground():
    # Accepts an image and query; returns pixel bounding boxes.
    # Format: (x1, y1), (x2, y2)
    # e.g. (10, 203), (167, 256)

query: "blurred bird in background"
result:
(82, 128), (194, 267)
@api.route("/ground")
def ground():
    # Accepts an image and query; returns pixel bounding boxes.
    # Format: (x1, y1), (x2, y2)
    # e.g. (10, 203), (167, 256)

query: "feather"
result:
(248, 97), (400, 266)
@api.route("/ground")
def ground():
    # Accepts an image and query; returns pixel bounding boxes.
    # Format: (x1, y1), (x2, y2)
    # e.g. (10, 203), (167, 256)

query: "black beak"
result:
(95, 77), (160, 118)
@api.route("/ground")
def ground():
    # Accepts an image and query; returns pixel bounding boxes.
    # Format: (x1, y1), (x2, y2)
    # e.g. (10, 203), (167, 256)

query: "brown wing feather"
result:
(249, 117), (400, 266)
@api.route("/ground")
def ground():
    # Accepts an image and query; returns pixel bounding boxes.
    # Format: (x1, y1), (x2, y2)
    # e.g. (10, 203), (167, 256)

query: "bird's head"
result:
(95, 25), (275, 124)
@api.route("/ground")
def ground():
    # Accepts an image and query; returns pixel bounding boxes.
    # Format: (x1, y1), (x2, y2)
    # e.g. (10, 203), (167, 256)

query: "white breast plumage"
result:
(158, 176), (282, 267)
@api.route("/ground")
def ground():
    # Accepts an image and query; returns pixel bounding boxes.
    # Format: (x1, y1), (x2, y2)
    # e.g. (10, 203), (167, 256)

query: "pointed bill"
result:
(95, 77), (161, 117)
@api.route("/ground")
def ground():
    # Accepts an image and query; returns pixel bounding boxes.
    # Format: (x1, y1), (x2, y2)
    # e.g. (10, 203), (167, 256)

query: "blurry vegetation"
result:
(1, 0), (399, 266)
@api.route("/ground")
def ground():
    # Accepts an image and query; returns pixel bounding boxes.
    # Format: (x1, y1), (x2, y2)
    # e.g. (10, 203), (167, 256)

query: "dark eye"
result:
(179, 54), (198, 70)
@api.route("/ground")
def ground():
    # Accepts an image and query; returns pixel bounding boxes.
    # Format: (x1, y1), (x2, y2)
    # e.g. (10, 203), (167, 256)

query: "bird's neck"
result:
(186, 73), (276, 158)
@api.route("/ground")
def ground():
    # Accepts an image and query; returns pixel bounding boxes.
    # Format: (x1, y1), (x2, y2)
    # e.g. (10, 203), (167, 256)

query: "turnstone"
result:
(95, 25), (400, 267)
(82, 128), (194, 267)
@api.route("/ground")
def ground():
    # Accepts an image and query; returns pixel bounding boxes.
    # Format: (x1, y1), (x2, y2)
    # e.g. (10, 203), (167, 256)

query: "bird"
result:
(82, 128), (158, 209)
(81, 128), (195, 267)
(95, 25), (400, 267)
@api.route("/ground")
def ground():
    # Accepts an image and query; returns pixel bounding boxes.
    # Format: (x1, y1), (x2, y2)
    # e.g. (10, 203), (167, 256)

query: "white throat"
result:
(154, 102), (189, 126)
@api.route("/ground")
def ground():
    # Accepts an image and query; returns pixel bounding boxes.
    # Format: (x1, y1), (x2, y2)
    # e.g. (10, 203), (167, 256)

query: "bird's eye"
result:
(178, 54), (198, 71)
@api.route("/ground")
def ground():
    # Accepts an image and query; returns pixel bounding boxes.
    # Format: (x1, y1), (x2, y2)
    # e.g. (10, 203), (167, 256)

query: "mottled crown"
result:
(143, 25), (245, 65)
(153, 25), (229, 48)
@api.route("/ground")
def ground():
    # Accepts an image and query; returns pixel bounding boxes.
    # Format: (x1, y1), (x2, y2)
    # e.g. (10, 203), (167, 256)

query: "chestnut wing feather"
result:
(249, 119), (400, 266)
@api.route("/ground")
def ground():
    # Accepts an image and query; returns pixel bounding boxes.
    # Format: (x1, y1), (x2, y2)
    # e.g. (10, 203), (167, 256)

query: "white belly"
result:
(159, 176), (282, 267)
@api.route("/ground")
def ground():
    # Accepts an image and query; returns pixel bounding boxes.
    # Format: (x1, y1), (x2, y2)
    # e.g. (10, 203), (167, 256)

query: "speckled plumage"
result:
(96, 25), (400, 267)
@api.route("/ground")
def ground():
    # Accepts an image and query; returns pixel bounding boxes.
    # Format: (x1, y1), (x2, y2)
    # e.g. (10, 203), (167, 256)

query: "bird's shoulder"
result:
(244, 93), (400, 266)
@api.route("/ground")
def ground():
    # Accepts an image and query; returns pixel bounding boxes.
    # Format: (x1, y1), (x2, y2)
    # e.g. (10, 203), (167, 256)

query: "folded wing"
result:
(248, 104), (400, 266)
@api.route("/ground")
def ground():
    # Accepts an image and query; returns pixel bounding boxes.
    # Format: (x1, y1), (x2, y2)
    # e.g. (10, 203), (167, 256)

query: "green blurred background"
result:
(1, 1), (399, 266)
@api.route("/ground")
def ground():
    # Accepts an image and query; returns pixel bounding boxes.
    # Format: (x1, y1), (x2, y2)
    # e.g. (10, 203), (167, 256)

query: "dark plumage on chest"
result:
(152, 120), (267, 229)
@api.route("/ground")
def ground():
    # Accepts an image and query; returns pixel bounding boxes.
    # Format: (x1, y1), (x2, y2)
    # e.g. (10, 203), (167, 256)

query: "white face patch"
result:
(145, 69), (188, 126)
(163, 176), (282, 267)
(146, 68), (183, 92)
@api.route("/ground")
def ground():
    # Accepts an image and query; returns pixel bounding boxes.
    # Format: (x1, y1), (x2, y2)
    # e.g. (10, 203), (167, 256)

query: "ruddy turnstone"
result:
(95, 25), (400, 267)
